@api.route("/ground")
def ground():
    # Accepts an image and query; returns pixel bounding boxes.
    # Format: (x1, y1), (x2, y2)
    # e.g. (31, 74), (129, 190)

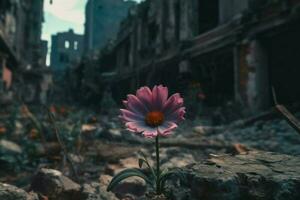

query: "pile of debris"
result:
(1, 103), (300, 199)
(1, 150), (300, 200)
(197, 112), (300, 155)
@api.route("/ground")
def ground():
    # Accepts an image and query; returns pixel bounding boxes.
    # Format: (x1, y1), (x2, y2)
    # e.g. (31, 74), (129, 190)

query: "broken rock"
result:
(31, 168), (81, 200)
(169, 151), (300, 200)
(0, 182), (38, 200)
(0, 140), (22, 154)
(193, 126), (224, 135)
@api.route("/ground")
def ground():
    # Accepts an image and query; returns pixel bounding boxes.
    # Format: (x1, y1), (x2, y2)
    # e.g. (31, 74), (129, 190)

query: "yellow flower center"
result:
(145, 111), (164, 127)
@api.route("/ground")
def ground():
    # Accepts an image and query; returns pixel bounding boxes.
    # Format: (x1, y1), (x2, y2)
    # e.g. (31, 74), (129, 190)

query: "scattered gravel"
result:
(207, 115), (300, 155)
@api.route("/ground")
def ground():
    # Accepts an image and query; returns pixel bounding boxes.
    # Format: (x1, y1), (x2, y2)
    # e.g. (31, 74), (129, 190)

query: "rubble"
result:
(193, 125), (225, 135)
(168, 151), (300, 200)
(0, 140), (22, 154)
(0, 183), (38, 200)
(1, 104), (300, 199)
(80, 183), (114, 200)
(29, 168), (120, 200)
(31, 168), (81, 200)
(207, 114), (300, 155)
(0, 140), (22, 170)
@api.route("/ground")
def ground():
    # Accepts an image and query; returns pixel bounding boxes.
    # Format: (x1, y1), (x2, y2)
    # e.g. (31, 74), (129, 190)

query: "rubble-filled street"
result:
(1, 0), (300, 199)
(1, 103), (300, 200)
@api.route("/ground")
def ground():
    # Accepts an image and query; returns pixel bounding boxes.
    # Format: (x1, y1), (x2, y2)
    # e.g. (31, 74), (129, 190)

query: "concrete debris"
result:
(193, 126), (225, 135)
(31, 168), (81, 200)
(168, 151), (300, 200)
(0, 140), (22, 154)
(0, 183), (38, 200)
(207, 114), (300, 155)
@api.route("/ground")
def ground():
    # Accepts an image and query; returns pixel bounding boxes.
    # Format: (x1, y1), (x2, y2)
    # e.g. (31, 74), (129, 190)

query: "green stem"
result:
(155, 136), (160, 195)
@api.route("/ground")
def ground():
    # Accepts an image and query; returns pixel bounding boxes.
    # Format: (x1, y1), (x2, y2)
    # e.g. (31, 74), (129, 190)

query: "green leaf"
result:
(138, 158), (147, 168)
(107, 168), (152, 192)
(138, 150), (147, 158)
(159, 168), (186, 192)
(138, 151), (157, 180)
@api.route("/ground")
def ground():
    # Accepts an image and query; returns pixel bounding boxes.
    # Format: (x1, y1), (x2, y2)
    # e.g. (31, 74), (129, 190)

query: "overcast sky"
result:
(42, 0), (142, 65)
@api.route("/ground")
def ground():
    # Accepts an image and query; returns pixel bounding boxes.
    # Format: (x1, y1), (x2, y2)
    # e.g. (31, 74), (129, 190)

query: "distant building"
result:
(50, 29), (84, 75)
(84, 0), (136, 54)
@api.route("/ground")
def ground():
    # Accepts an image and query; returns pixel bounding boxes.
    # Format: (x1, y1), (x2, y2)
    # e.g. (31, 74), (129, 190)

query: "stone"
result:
(168, 151), (300, 200)
(30, 168), (81, 200)
(69, 153), (84, 164)
(108, 128), (122, 137)
(0, 183), (38, 200)
(98, 177), (119, 200)
(80, 183), (101, 200)
(0, 140), (22, 168)
(0, 140), (22, 154)
(161, 153), (196, 169)
(81, 124), (97, 133)
(105, 156), (140, 176)
(94, 142), (139, 163)
(207, 113), (300, 155)
(112, 177), (146, 200)
(193, 126), (224, 135)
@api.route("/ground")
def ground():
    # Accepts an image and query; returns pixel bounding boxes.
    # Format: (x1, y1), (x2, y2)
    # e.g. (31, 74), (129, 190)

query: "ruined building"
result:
(84, 0), (136, 55)
(49, 29), (83, 103)
(91, 0), (300, 115)
(0, 0), (48, 104)
(50, 29), (84, 78)
(64, 0), (137, 105)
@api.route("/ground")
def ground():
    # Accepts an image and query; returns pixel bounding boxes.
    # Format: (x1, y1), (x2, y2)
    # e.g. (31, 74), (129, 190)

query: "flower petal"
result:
(163, 93), (184, 115)
(120, 109), (144, 122)
(165, 107), (186, 123)
(122, 100), (128, 108)
(125, 121), (148, 133)
(158, 121), (178, 136)
(136, 87), (153, 110)
(143, 128), (158, 138)
(152, 85), (168, 110)
(126, 94), (149, 115)
(120, 85), (185, 138)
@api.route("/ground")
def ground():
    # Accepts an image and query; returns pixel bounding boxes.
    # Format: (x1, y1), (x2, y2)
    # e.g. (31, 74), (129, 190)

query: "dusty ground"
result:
(0, 104), (300, 199)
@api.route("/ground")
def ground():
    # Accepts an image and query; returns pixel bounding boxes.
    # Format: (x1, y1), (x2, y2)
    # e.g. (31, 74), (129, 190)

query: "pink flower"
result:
(119, 85), (185, 138)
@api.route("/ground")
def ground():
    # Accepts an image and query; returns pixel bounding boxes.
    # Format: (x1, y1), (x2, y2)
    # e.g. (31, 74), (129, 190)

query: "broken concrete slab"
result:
(169, 151), (300, 200)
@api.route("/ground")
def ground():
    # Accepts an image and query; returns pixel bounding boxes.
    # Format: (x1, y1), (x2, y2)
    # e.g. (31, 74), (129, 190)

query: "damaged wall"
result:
(0, 0), (47, 104)
(76, 0), (300, 115)
(50, 29), (84, 75)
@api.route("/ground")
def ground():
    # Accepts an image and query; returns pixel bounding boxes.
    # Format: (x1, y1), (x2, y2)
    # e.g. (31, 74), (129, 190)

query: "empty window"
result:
(65, 41), (70, 49)
(74, 41), (78, 50)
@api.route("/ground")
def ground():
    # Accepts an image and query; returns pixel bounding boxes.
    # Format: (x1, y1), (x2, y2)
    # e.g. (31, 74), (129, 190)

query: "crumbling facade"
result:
(0, 0), (48, 104)
(49, 29), (84, 103)
(97, 0), (300, 114)
(50, 29), (84, 78)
